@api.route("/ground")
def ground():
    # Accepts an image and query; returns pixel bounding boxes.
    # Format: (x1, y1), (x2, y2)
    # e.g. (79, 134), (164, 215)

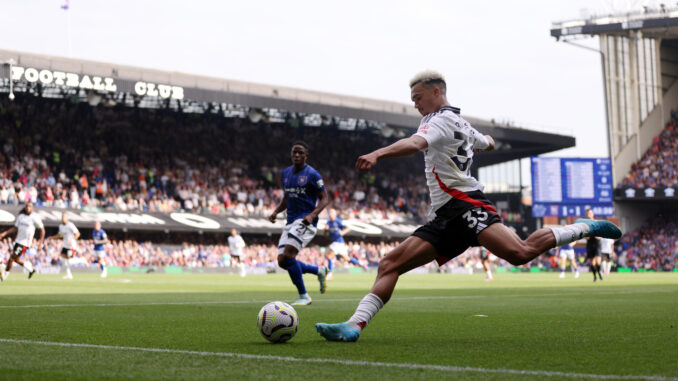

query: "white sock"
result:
(300, 293), (310, 299)
(486, 270), (492, 278)
(65, 260), (72, 277)
(23, 261), (34, 272)
(348, 293), (384, 330)
(548, 223), (590, 246)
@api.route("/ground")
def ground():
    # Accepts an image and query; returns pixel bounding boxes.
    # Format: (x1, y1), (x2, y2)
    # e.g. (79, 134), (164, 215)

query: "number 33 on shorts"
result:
(462, 208), (489, 233)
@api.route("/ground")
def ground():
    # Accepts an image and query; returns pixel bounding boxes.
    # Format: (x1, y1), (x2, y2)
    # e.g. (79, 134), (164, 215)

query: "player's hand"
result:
(302, 215), (313, 226)
(356, 153), (378, 172)
(475, 135), (495, 153)
(268, 213), (277, 223)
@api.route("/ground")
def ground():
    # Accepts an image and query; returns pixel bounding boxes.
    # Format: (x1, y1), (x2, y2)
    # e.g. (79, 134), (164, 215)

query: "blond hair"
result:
(409, 70), (446, 95)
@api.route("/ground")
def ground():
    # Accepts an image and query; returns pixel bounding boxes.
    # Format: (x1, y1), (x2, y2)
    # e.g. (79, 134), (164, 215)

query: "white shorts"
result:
(278, 219), (317, 254)
(559, 250), (575, 260)
(329, 241), (349, 257)
(93, 249), (106, 258)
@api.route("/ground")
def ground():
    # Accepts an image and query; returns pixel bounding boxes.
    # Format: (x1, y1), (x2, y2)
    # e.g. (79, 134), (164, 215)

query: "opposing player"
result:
(228, 229), (247, 277)
(326, 208), (360, 272)
(92, 221), (109, 278)
(268, 141), (330, 306)
(556, 241), (579, 278)
(479, 247), (493, 281)
(316, 71), (622, 342)
(47, 212), (80, 279)
(0, 201), (44, 281)
(584, 208), (604, 282)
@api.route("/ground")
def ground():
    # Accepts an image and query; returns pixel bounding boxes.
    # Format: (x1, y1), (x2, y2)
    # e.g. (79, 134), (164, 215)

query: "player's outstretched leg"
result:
(316, 237), (436, 342)
(480, 219), (622, 268)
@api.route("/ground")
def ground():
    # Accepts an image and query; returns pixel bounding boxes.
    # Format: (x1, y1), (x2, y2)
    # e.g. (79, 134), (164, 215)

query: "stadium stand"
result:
(0, 94), (429, 222)
(616, 211), (678, 272)
(617, 112), (678, 188)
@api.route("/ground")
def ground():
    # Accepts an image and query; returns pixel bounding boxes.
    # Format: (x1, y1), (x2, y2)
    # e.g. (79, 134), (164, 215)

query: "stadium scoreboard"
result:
(531, 157), (613, 217)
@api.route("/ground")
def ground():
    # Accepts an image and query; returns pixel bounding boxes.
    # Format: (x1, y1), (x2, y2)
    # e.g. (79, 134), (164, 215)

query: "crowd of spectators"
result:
(0, 236), (397, 271)
(618, 113), (678, 188)
(0, 95), (429, 223)
(615, 212), (678, 272)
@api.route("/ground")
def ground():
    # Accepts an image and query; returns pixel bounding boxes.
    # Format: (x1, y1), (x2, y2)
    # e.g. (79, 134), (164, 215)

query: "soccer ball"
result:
(257, 301), (299, 343)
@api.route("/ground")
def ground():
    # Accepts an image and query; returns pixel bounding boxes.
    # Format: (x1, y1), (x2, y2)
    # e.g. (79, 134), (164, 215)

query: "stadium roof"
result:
(0, 48), (574, 166)
(551, 6), (678, 39)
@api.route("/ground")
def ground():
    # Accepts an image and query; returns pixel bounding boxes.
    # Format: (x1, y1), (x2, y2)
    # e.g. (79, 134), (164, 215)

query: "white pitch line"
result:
(0, 289), (674, 309)
(0, 338), (674, 381)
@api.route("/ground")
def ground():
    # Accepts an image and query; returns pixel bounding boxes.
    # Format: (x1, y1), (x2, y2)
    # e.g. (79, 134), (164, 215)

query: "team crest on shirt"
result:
(418, 125), (429, 134)
(298, 176), (307, 185)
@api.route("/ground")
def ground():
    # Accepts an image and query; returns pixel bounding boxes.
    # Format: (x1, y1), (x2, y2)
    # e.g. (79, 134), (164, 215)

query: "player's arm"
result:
(35, 227), (45, 248)
(302, 188), (330, 226)
(356, 135), (428, 172)
(46, 233), (63, 240)
(269, 196), (287, 223)
(74, 231), (80, 241)
(0, 227), (17, 240)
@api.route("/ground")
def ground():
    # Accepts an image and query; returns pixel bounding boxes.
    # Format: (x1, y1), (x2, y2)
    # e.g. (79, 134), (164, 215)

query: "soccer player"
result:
(556, 241), (579, 278)
(46, 212), (80, 279)
(268, 141), (330, 306)
(584, 208), (603, 282)
(479, 247), (493, 281)
(92, 221), (109, 278)
(0, 201), (44, 281)
(326, 208), (360, 272)
(228, 229), (247, 277)
(600, 237), (614, 275)
(316, 71), (622, 342)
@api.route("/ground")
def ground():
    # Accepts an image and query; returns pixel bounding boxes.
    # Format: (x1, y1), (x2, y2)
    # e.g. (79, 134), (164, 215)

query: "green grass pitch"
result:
(0, 272), (676, 380)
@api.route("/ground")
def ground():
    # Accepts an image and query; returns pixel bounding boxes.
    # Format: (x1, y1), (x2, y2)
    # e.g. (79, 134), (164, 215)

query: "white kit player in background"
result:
(47, 212), (80, 279)
(600, 237), (614, 275)
(228, 229), (247, 277)
(556, 242), (579, 278)
(0, 201), (45, 281)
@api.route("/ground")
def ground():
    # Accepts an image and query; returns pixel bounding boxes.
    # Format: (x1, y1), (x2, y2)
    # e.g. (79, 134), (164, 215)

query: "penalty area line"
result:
(0, 338), (674, 381)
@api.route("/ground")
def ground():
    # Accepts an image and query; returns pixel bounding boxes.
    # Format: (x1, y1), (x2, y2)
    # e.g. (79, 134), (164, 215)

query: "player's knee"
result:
(377, 254), (397, 275)
(277, 255), (292, 269)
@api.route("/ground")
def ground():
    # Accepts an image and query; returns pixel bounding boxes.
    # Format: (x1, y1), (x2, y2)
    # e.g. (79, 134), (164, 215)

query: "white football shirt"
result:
(14, 213), (44, 247)
(58, 221), (79, 249)
(414, 106), (490, 213)
(228, 235), (246, 256)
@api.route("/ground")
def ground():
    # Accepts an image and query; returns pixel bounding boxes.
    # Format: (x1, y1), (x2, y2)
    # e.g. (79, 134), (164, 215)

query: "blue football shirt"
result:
(282, 164), (325, 226)
(326, 218), (346, 243)
(93, 229), (107, 251)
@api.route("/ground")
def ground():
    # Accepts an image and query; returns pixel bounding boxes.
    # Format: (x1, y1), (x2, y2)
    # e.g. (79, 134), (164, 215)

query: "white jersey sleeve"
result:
(413, 107), (487, 213)
(14, 214), (43, 247)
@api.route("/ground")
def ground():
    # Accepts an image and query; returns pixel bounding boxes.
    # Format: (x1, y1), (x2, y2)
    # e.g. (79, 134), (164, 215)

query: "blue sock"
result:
(281, 258), (307, 295)
(349, 258), (360, 266)
(298, 260), (318, 275)
(100, 263), (104, 271)
(327, 259), (333, 271)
